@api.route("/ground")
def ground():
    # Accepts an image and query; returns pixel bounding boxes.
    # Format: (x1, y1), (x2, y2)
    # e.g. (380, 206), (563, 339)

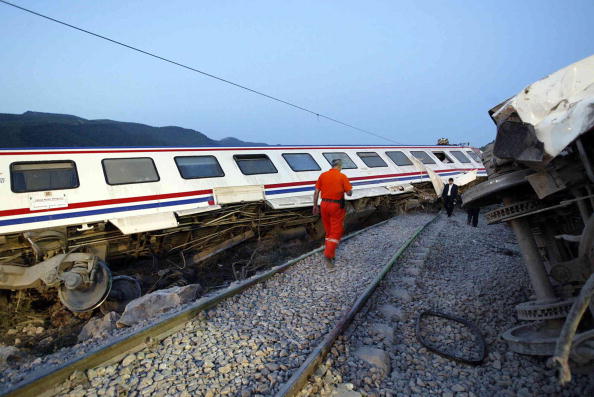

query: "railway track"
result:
(1, 212), (438, 397)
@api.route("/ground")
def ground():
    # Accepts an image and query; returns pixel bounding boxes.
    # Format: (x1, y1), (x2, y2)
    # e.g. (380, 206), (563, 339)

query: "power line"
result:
(0, 0), (401, 145)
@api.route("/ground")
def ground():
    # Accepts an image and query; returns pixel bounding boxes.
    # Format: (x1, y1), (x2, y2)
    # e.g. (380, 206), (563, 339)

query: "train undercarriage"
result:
(0, 184), (440, 325)
(463, 64), (594, 383)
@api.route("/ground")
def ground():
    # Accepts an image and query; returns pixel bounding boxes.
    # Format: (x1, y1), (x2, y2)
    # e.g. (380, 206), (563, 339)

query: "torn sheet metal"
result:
(110, 212), (178, 234)
(454, 170), (477, 187)
(410, 155), (426, 174)
(490, 55), (594, 164)
(385, 182), (415, 195)
(411, 156), (445, 196)
(214, 185), (264, 204)
(426, 167), (445, 196)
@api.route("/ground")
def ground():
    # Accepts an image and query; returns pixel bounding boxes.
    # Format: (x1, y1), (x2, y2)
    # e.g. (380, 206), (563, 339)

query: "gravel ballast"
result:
(306, 210), (594, 397)
(1, 213), (433, 397)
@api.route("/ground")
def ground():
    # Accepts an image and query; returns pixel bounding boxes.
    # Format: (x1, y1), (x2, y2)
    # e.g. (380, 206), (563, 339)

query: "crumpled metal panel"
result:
(110, 212), (178, 234)
(494, 120), (545, 163)
(454, 169), (477, 187)
(490, 55), (594, 165)
(461, 168), (534, 207)
(410, 156), (444, 196)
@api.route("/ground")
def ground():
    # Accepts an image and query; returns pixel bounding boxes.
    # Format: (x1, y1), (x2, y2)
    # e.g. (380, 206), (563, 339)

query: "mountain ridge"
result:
(0, 111), (268, 148)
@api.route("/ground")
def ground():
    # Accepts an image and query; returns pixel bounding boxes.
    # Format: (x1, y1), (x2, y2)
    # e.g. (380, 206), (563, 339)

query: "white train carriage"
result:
(0, 145), (485, 312)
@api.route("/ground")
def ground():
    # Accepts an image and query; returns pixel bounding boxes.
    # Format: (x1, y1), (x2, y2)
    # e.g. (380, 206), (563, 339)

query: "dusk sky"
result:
(1, 0), (592, 147)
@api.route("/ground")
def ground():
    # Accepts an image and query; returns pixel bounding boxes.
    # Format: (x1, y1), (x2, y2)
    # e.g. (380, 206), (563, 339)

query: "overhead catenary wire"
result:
(0, 0), (401, 145)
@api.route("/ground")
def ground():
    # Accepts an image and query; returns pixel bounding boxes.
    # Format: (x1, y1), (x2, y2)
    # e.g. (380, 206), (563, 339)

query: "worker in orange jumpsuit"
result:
(312, 159), (353, 269)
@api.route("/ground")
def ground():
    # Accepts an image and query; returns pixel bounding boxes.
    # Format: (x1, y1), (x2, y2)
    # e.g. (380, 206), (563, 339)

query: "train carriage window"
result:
(322, 152), (357, 169)
(357, 152), (388, 168)
(102, 158), (159, 185)
(410, 151), (436, 164)
(385, 151), (413, 166)
(449, 150), (471, 164)
(282, 153), (321, 172)
(175, 156), (224, 179)
(466, 150), (481, 162)
(432, 151), (454, 164)
(10, 161), (79, 193)
(234, 154), (278, 175)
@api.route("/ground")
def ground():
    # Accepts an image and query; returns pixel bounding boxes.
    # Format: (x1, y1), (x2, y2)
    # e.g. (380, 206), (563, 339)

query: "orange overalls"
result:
(315, 168), (353, 259)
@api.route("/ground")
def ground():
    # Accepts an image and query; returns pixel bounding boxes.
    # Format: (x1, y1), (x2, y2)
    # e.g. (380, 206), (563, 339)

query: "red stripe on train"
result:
(263, 168), (483, 188)
(0, 189), (212, 217)
(0, 168), (485, 218)
(0, 146), (473, 156)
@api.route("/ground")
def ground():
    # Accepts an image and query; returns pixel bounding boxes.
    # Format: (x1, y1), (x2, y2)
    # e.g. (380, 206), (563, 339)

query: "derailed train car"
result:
(0, 145), (484, 314)
(463, 55), (594, 382)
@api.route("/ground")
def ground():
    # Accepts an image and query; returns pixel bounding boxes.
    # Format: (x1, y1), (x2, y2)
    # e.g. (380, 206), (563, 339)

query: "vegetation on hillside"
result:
(0, 111), (267, 147)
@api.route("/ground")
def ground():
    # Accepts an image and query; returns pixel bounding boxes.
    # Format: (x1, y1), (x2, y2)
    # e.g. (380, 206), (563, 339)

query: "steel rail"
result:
(275, 213), (439, 397)
(2, 217), (398, 397)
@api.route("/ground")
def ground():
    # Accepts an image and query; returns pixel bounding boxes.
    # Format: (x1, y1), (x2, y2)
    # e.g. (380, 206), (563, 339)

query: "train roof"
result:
(0, 144), (477, 154)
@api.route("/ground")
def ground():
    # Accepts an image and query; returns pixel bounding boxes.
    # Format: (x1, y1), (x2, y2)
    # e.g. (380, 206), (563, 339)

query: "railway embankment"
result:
(302, 211), (594, 397)
(3, 210), (593, 397)
(1, 213), (433, 396)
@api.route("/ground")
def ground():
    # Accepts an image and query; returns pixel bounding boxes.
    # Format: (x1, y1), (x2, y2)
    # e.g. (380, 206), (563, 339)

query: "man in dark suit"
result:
(442, 178), (458, 217)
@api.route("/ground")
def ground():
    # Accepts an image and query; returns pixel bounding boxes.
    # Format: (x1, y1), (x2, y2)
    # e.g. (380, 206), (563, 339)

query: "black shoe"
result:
(324, 257), (335, 270)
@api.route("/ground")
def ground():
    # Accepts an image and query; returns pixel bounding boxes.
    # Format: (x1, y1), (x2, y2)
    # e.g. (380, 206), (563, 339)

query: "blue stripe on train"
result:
(265, 174), (433, 195)
(265, 186), (315, 195)
(0, 196), (213, 227)
(2, 169), (483, 226)
(352, 175), (429, 186)
(264, 169), (483, 196)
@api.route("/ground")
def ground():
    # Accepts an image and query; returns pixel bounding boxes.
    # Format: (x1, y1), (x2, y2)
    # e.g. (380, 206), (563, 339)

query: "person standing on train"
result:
(442, 178), (458, 217)
(312, 159), (353, 269)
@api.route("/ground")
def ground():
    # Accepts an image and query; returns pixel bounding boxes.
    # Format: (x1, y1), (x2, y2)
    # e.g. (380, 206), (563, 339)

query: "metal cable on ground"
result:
(0, 0), (401, 145)
(416, 310), (487, 365)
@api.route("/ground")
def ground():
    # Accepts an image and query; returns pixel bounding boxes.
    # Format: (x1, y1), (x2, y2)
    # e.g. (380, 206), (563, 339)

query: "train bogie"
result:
(463, 54), (594, 381)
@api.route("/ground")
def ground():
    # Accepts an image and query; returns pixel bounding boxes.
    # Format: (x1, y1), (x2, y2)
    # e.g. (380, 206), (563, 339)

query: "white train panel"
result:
(0, 146), (486, 235)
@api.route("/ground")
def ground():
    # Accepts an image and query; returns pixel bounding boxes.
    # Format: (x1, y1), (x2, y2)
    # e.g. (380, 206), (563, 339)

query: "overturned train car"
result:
(463, 55), (594, 382)
(0, 145), (485, 313)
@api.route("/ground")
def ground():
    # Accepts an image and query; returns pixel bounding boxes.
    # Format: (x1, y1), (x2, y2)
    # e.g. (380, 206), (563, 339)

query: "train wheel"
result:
(58, 261), (112, 313)
(100, 276), (142, 314)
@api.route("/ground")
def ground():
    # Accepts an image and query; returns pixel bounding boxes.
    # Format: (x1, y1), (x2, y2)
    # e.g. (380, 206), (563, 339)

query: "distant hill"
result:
(0, 111), (268, 148)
